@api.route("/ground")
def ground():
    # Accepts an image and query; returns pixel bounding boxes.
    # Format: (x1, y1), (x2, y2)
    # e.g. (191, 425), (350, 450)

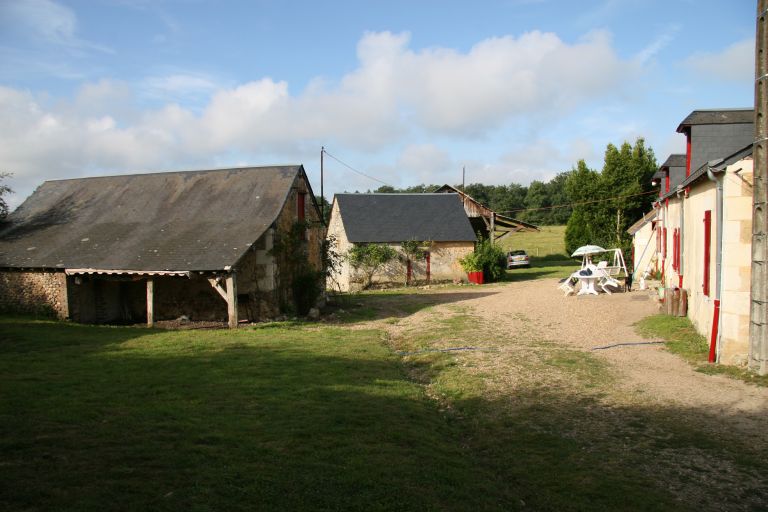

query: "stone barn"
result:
(327, 193), (476, 291)
(0, 165), (324, 327)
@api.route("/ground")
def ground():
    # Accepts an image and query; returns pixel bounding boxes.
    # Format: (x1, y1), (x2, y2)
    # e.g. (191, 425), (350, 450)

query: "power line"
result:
(322, 149), (391, 187)
(497, 189), (659, 215)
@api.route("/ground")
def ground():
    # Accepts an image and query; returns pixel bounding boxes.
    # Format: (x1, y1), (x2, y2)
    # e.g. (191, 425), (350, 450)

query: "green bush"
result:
(478, 239), (506, 282)
(459, 251), (482, 273)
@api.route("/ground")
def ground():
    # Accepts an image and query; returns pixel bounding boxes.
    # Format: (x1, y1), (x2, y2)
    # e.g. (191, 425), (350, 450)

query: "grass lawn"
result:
(0, 317), (509, 511)
(3, 303), (764, 511)
(636, 314), (768, 387)
(500, 225), (566, 257)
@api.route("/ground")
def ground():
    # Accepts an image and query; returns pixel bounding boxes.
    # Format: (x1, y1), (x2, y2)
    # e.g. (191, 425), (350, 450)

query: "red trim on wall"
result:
(665, 172), (670, 193)
(297, 192), (306, 222)
(703, 210), (711, 297)
(685, 132), (692, 177)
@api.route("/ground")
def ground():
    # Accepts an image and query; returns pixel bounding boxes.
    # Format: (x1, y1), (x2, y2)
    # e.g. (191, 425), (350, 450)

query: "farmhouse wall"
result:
(719, 159), (753, 365)
(0, 270), (68, 318)
(681, 179), (716, 340)
(326, 200), (354, 292)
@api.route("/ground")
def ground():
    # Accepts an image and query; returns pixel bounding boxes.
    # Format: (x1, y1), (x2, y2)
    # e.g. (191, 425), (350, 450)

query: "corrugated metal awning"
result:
(65, 268), (190, 277)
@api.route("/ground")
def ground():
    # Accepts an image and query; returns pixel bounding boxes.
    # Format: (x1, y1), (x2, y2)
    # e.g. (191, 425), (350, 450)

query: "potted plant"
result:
(459, 252), (484, 284)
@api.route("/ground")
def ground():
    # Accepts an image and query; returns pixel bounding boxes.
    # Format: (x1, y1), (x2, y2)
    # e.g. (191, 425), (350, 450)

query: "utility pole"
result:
(750, 0), (768, 374)
(320, 146), (325, 223)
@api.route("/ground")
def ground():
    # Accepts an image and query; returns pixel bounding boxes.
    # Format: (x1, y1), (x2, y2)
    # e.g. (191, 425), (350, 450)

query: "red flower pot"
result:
(468, 271), (484, 284)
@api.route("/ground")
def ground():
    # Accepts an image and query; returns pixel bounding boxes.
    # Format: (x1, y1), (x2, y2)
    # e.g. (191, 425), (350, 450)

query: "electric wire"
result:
(322, 149), (392, 187)
(496, 189), (659, 215)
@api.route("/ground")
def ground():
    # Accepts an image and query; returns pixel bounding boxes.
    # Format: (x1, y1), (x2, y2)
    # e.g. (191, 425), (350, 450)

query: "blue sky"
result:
(0, 0), (756, 209)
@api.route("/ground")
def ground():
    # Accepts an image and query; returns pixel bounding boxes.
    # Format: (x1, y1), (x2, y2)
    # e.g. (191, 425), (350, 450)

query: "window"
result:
(703, 210), (711, 296)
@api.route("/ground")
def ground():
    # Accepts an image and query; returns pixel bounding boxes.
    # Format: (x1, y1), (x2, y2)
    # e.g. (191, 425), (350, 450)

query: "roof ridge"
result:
(45, 165), (303, 183)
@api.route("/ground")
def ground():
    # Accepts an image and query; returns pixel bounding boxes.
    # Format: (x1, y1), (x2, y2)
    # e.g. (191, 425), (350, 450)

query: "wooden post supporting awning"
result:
(207, 273), (238, 328)
(146, 278), (154, 327)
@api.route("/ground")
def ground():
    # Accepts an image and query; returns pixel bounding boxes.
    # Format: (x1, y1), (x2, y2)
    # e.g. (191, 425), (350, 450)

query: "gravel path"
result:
(373, 278), (768, 510)
(470, 279), (768, 418)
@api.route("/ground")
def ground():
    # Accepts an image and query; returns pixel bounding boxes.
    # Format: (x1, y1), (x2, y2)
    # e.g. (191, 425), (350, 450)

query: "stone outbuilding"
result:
(327, 193), (476, 291)
(0, 165), (324, 327)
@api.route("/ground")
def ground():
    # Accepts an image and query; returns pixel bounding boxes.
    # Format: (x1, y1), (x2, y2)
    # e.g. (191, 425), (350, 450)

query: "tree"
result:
(347, 243), (397, 289)
(564, 138), (657, 254)
(564, 160), (604, 254)
(400, 239), (431, 285)
(0, 173), (12, 219)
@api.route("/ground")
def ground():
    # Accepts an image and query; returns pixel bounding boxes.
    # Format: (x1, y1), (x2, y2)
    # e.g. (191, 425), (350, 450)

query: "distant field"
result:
(500, 225), (566, 257)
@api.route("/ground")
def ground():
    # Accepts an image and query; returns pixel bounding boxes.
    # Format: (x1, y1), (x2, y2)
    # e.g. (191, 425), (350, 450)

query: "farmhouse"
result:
(327, 193), (476, 291)
(630, 108), (755, 365)
(0, 165), (324, 327)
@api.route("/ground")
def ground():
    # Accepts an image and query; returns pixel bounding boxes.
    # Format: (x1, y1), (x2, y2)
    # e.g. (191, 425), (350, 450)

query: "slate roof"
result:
(335, 193), (477, 243)
(676, 108), (754, 132)
(0, 165), (308, 271)
(660, 154), (686, 169)
(658, 144), (754, 201)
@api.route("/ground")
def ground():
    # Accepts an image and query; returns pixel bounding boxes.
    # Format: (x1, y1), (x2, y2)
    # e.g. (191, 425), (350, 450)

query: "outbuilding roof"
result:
(335, 193), (477, 243)
(0, 165), (310, 272)
(676, 108), (754, 133)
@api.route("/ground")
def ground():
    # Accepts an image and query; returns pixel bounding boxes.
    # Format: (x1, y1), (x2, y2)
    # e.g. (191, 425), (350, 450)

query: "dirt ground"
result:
(359, 278), (768, 510)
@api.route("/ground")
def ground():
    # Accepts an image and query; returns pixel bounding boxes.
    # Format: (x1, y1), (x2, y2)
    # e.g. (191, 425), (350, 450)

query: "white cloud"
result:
(0, 29), (641, 208)
(684, 38), (755, 81)
(634, 25), (680, 65)
(0, 0), (113, 53)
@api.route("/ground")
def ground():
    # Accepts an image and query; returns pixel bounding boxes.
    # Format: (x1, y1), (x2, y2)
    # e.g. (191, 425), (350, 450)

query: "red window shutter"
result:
(663, 227), (667, 259)
(672, 230), (677, 271)
(297, 192), (306, 222)
(703, 210), (711, 296)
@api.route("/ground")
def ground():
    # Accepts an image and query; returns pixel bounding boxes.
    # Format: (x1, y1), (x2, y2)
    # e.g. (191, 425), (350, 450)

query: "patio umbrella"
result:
(571, 245), (606, 257)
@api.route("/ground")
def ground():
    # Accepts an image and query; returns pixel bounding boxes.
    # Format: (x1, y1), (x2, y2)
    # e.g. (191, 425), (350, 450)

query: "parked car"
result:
(507, 250), (530, 269)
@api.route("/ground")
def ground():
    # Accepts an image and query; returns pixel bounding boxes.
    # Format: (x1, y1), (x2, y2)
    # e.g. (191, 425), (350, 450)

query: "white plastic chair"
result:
(596, 268), (621, 294)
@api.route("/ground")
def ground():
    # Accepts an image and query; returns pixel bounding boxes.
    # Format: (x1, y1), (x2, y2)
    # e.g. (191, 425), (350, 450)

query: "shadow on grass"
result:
(0, 317), (766, 511)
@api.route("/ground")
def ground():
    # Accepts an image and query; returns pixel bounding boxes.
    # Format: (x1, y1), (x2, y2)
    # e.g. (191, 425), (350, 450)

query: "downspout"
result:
(707, 160), (725, 363)
(676, 186), (685, 288)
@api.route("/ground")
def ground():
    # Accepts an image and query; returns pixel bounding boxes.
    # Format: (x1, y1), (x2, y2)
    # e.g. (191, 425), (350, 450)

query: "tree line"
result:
(363, 137), (658, 255)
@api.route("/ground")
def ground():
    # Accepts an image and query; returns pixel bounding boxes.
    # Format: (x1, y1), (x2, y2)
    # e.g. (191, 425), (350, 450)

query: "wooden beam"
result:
(207, 277), (228, 301)
(226, 273), (238, 328)
(146, 278), (154, 327)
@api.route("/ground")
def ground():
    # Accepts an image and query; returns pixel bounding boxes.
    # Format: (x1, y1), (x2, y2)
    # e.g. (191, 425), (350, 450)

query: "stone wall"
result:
(0, 270), (68, 318)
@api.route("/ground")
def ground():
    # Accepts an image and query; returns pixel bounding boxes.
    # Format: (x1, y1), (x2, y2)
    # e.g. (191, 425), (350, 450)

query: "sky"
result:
(0, 0), (757, 210)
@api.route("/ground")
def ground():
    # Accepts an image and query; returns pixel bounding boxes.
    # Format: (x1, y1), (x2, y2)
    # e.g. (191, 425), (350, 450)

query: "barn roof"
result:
(0, 165), (308, 272)
(433, 185), (539, 233)
(335, 193), (477, 243)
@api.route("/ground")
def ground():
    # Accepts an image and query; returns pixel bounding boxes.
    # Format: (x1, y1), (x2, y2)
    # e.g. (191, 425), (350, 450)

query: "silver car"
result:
(507, 250), (530, 269)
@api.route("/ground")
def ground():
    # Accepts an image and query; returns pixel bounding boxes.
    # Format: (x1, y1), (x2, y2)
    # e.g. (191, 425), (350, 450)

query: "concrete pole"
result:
(750, 0), (768, 374)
